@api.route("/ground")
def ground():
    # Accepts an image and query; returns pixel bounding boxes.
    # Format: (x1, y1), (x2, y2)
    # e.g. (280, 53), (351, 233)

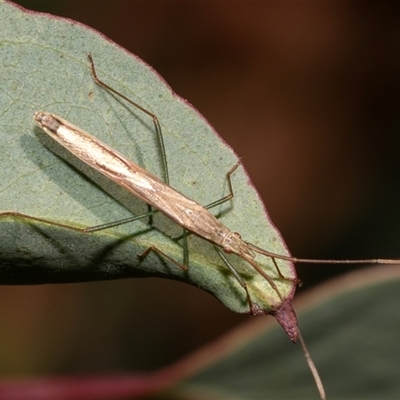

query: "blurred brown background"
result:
(2, 1), (400, 377)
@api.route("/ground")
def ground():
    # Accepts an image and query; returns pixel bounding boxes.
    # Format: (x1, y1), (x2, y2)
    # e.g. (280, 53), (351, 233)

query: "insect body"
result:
(34, 112), (241, 253)
(33, 111), (295, 337)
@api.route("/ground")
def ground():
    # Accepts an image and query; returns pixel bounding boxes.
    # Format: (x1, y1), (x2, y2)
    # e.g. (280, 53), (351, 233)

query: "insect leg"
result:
(137, 230), (188, 271)
(88, 54), (170, 229)
(82, 210), (158, 233)
(214, 247), (258, 314)
(204, 161), (241, 210)
(138, 227), (189, 271)
(0, 211), (91, 232)
(172, 160), (241, 242)
(208, 161), (297, 283)
(88, 54), (169, 185)
(0, 210), (157, 234)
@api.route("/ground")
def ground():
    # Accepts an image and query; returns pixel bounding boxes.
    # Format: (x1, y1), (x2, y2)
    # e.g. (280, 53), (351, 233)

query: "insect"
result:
(2, 55), (400, 399)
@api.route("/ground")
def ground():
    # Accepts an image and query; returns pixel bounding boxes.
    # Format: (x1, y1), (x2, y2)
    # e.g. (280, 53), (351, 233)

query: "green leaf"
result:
(161, 266), (400, 399)
(0, 1), (295, 316)
(0, 266), (398, 399)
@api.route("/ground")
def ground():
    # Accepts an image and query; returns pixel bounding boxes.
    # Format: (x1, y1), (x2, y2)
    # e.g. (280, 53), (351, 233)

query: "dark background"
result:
(2, 0), (400, 376)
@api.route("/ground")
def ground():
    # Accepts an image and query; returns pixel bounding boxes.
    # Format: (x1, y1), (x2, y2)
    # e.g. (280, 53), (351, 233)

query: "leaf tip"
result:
(270, 300), (299, 343)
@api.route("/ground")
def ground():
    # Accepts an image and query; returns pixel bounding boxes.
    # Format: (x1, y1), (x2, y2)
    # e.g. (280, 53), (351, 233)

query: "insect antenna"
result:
(298, 331), (326, 400)
(247, 242), (400, 266)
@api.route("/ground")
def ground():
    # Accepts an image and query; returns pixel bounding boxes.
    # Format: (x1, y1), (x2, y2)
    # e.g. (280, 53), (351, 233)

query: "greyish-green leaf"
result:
(0, 0), (296, 317)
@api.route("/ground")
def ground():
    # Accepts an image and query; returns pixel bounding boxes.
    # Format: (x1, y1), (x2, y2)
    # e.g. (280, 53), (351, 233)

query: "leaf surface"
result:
(0, 1), (296, 315)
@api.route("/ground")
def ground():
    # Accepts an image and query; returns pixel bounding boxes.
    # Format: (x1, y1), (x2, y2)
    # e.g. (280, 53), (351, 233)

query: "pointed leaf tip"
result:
(271, 300), (299, 343)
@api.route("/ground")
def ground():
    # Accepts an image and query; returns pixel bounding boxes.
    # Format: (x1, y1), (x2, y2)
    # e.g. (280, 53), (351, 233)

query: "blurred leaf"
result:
(0, 266), (398, 399)
(159, 265), (400, 399)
